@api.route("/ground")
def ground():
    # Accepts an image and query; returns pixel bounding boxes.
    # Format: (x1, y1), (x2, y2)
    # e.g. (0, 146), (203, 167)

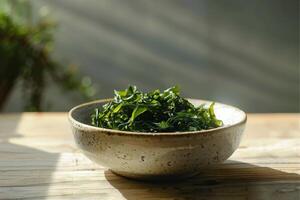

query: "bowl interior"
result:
(70, 101), (99, 125)
(189, 99), (246, 127)
(70, 99), (246, 133)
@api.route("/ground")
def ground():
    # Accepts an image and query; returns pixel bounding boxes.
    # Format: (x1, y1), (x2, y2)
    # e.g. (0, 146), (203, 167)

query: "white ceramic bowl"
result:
(69, 99), (247, 180)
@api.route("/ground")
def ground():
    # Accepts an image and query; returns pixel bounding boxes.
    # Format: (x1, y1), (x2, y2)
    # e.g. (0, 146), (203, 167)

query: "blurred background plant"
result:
(0, 0), (95, 111)
(0, 0), (298, 112)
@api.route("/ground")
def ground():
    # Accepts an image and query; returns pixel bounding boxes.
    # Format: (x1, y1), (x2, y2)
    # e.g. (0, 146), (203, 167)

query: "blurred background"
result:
(0, 0), (299, 113)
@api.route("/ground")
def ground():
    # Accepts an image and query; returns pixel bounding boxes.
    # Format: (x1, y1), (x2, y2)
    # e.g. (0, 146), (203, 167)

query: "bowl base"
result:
(110, 169), (200, 182)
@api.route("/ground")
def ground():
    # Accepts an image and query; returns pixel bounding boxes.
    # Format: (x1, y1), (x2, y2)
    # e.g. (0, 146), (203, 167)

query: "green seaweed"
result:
(91, 86), (223, 132)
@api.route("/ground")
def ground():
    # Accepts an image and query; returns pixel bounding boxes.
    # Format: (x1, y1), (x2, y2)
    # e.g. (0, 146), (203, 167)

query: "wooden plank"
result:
(0, 113), (299, 199)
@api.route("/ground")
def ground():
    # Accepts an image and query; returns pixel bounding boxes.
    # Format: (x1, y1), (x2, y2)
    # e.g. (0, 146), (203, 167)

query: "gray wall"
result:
(4, 0), (299, 112)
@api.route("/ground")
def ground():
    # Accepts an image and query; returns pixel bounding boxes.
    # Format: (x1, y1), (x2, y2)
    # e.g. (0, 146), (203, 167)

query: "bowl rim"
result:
(69, 99), (247, 136)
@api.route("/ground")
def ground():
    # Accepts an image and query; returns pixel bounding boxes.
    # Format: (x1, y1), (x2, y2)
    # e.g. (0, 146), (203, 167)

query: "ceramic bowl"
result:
(69, 99), (247, 180)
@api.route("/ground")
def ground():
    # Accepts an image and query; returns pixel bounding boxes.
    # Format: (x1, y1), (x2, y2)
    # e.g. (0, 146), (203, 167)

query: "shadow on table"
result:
(104, 160), (300, 200)
(0, 114), (59, 200)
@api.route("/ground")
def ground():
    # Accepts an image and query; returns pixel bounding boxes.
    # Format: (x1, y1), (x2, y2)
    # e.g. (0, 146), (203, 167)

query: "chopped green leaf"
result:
(91, 85), (223, 132)
(113, 103), (123, 113)
(129, 105), (148, 124)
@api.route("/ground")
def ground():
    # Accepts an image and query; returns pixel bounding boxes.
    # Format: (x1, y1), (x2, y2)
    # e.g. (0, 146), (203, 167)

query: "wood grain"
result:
(0, 113), (299, 200)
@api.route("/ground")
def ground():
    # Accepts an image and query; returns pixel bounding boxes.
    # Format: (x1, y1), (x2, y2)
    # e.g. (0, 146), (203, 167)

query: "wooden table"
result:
(0, 113), (299, 200)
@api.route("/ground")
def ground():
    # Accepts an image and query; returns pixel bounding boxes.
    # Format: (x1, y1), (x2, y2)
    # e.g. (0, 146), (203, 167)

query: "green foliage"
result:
(0, 0), (94, 111)
(91, 86), (223, 132)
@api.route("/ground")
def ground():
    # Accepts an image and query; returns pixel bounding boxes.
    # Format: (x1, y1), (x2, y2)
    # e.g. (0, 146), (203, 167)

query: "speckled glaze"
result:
(69, 99), (247, 180)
